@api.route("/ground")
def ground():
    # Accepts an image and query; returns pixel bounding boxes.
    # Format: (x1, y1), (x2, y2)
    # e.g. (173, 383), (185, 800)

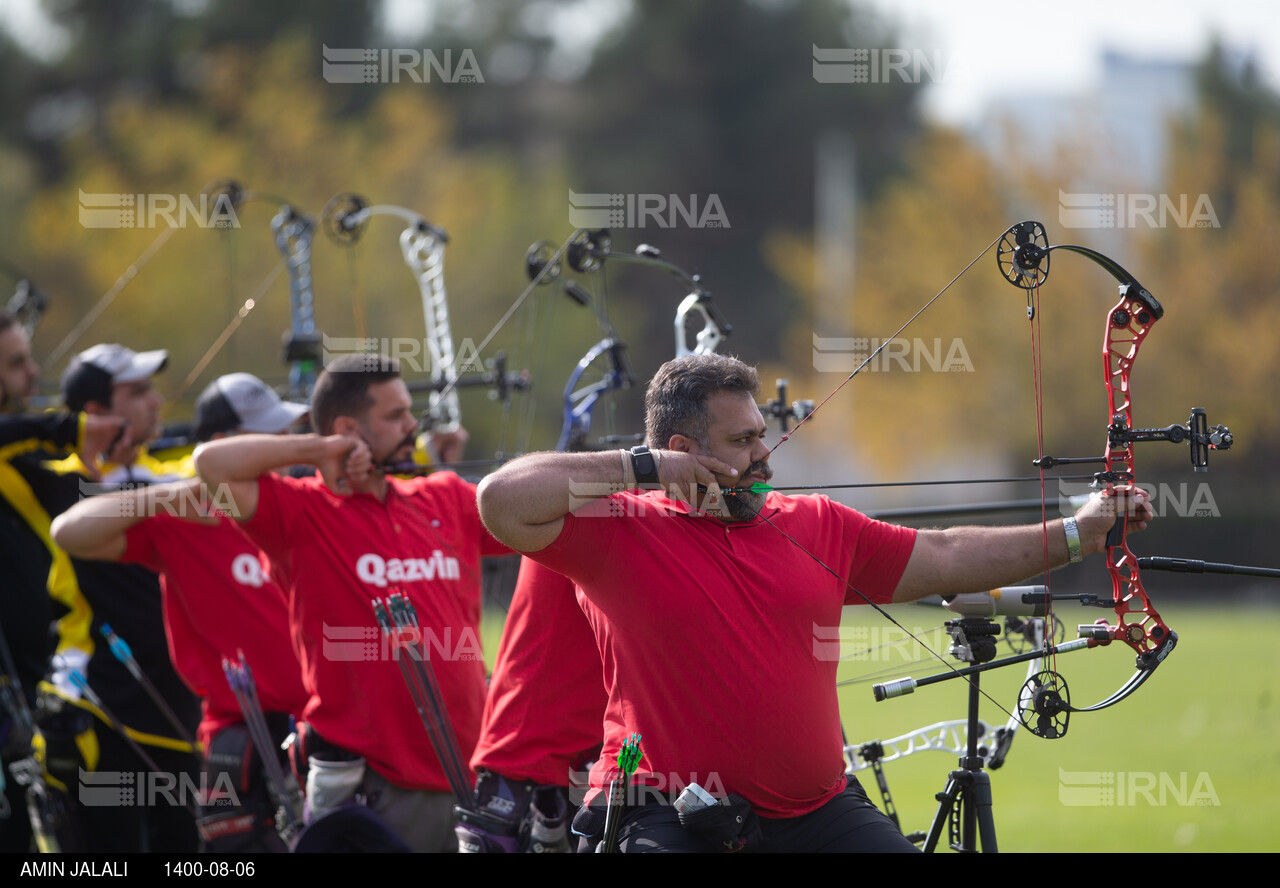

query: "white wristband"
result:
(1063, 516), (1083, 563)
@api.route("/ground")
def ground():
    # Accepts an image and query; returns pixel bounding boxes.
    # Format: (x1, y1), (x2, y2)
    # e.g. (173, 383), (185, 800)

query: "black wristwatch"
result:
(629, 445), (660, 486)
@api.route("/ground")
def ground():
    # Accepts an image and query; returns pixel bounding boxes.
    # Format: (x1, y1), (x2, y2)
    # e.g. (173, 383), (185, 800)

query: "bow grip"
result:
(1105, 515), (1125, 549)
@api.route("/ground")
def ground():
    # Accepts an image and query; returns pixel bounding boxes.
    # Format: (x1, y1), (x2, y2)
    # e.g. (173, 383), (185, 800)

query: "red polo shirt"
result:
(528, 490), (916, 818)
(243, 472), (510, 791)
(122, 514), (309, 750)
(471, 557), (607, 785)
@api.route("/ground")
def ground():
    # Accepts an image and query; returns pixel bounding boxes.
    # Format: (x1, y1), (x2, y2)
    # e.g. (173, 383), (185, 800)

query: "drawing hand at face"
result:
(318, 434), (374, 495)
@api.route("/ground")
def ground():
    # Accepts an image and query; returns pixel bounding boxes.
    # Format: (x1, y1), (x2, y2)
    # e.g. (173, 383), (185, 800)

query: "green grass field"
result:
(482, 602), (1280, 852)
(834, 602), (1280, 852)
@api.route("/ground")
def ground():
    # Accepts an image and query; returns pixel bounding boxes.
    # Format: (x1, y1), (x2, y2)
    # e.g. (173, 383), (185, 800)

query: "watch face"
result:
(631, 446), (658, 482)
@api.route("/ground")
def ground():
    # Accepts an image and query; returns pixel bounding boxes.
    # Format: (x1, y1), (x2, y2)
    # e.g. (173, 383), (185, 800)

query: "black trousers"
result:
(591, 778), (920, 853)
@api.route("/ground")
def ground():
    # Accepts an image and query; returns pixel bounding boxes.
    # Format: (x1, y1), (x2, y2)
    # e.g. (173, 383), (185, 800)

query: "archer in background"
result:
(477, 352), (1152, 853)
(194, 353), (513, 852)
(460, 556), (605, 853)
(0, 308), (48, 852)
(1, 341), (201, 852)
(0, 310), (40, 415)
(52, 372), (312, 852)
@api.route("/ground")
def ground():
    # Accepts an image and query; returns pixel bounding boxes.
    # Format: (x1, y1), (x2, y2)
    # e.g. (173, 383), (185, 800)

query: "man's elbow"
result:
(49, 513), (73, 552)
(192, 441), (226, 484)
(476, 473), (514, 541)
(50, 513), (95, 560)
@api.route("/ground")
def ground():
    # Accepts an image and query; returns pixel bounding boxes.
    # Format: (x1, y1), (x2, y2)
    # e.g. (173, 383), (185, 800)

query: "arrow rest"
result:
(1017, 670), (1071, 740)
(1003, 614), (1064, 655)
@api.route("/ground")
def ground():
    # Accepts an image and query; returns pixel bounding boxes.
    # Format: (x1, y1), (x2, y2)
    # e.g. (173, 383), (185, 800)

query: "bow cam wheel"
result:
(996, 220), (1050, 290)
(1018, 669), (1071, 739)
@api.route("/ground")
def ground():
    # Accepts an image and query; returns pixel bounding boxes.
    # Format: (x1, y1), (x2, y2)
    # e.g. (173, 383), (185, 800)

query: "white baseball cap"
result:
(62, 343), (168, 410)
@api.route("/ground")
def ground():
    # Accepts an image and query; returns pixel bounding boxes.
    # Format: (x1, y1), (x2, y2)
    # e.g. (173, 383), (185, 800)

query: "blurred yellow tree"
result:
(18, 36), (598, 456)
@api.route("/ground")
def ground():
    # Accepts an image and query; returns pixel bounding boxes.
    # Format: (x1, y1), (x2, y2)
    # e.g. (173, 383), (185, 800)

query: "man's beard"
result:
(722, 458), (772, 521)
(381, 432), (418, 466)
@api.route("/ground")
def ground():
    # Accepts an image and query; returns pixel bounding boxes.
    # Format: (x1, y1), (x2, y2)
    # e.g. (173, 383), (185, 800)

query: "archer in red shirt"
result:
(478, 352), (1153, 852)
(195, 354), (512, 853)
(52, 372), (312, 851)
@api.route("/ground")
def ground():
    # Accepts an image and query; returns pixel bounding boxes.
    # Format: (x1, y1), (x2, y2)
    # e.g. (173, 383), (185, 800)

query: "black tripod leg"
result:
(922, 773), (961, 853)
(970, 771), (998, 853)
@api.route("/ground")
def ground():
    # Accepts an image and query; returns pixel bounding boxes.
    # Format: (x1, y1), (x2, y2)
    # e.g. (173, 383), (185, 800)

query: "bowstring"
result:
(1027, 282), (1060, 685)
(749, 226), (1061, 725)
(768, 229), (1007, 457)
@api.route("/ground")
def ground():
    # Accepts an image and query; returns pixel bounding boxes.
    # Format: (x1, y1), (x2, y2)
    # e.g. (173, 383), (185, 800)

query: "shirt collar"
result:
(638, 488), (781, 526)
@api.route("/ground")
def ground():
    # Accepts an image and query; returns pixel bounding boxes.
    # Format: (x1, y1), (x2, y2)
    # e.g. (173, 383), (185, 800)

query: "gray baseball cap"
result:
(193, 373), (309, 441)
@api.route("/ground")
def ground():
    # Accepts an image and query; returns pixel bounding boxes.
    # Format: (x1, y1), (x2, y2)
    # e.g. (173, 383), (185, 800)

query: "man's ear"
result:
(668, 434), (697, 454)
(331, 415), (358, 436)
(82, 401), (108, 417)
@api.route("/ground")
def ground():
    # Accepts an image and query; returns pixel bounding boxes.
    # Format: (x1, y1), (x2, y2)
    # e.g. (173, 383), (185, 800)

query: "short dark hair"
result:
(310, 353), (402, 435)
(644, 354), (760, 449)
(0, 310), (17, 337)
(60, 362), (113, 413)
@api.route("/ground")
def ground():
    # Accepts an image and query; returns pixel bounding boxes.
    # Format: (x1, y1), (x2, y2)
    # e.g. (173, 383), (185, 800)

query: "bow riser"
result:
(1099, 289), (1171, 657)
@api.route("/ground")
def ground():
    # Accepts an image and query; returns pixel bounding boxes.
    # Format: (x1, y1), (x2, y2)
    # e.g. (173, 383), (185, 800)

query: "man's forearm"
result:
(477, 450), (634, 550)
(52, 481), (200, 561)
(194, 433), (330, 483)
(0, 411), (79, 452)
(893, 520), (1079, 603)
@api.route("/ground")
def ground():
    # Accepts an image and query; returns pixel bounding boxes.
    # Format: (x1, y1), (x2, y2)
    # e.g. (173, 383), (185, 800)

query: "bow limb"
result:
(557, 337), (633, 452)
(398, 222), (461, 433)
(270, 204), (320, 400)
(541, 231), (735, 452)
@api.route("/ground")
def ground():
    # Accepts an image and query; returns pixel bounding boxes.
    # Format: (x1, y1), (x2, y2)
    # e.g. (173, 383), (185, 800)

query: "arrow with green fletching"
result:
(601, 733), (642, 853)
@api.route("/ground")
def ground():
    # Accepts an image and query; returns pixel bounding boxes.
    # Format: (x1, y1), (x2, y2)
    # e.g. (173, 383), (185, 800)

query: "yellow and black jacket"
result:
(0, 412), (199, 758)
